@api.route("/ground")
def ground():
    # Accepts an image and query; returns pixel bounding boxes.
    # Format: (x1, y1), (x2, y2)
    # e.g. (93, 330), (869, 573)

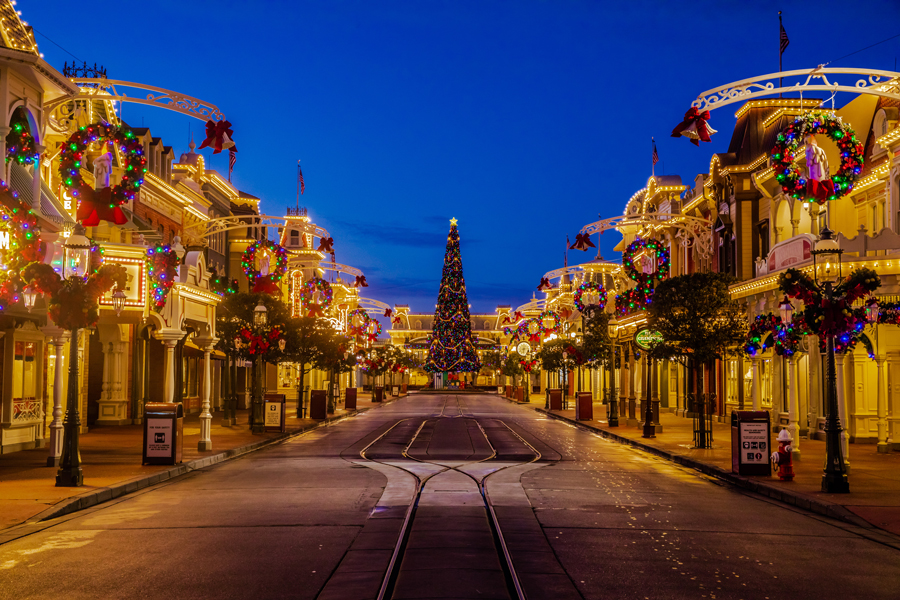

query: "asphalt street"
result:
(1, 394), (899, 599)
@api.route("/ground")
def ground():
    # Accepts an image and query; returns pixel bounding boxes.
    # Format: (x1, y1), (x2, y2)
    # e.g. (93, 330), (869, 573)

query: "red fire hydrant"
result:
(771, 429), (794, 481)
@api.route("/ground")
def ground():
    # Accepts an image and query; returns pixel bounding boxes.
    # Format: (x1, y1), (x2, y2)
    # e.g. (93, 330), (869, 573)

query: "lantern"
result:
(778, 296), (794, 324)
(111, 288), (126, 317)
(254, 303), (268, 327)
(865, 297), (879, 325)
(63, 223), (92, 280)
(811, 227), (842, 284)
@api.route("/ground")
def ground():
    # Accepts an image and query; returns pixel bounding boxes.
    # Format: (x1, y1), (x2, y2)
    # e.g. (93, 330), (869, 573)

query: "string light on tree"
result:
(425, 218), (480, 373)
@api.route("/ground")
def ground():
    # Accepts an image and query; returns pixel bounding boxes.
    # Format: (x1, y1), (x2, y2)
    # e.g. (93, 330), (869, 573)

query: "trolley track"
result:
(359, 396), (541, 600)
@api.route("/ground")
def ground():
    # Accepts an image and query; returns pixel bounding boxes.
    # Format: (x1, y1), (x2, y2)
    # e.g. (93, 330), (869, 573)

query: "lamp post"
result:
(642, 351), (656, 439)
(56, 224), (93, 487)
(811, 227), (849, 493)
(607, 316), (619, 427)
(251, 302), (267, 433)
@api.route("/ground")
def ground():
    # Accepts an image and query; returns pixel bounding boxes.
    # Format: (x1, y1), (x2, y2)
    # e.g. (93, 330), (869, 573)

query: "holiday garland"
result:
(573, 281), (607, 312)
(745, 313), (779, 356)
(23, 262), (127, 331)
(146, 244), (179, 312)
(241, 240), (288, 294)
(211, 275), (239, 297)
(779, 267), (879, 339)
(237, 324), (286, 357)
(299, 277), (333, 317)
(6, 116), (39, 166)
(348, 308), (371, 337)
(0, 183), (45, 310)
(537, 310), (561, 335)
(518, 318), (542, 343)
(366, 318), (383, 341)
(770, 111), (864, 204)
(616, 237), (670, 316)
(58, 122), (146, 226)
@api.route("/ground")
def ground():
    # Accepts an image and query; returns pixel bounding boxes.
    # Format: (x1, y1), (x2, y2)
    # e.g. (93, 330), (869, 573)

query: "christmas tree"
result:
(425, 218), (481, 373)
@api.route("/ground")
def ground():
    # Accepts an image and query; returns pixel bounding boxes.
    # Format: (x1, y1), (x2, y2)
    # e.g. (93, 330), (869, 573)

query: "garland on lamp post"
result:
(6, 116), (39, 166)
(23, 259), (127, 487)
(146, 244), (179, 312)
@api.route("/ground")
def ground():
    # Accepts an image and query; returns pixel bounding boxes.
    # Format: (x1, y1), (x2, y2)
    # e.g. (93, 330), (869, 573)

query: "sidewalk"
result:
(0, 392), (397, 533)
(504, 394), (900, 538)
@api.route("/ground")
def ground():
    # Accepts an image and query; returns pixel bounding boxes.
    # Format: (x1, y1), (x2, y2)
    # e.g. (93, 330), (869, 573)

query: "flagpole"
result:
(779, 11), (783, 97)
(651, 137), (655, 178)
(296, 160), (300, 210)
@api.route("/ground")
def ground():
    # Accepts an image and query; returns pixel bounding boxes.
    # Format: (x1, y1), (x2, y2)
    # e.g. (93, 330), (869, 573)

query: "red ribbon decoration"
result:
(198, 120), (237, 155)
(392, 316), (401, 325)
(354, 275), (369, 288)
(251, 278), (280, 294)
(671, 107), (713, 146)
(317, 237), (334, 253)
(384, 308), (393, 317)
(308, 305), (324, 318)
(569, 233), (596, 251)
(537, 277), (554, 291)
(806, 178), (834, 204)
(76, 186), (128, 226)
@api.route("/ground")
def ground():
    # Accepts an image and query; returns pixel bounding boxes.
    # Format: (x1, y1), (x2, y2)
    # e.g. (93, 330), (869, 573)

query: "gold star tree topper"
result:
(450, 217), (458, 226)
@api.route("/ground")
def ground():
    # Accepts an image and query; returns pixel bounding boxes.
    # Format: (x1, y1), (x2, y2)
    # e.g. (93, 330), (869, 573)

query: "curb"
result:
(24, 398), (404, 527)
(531, 407), (874, 529)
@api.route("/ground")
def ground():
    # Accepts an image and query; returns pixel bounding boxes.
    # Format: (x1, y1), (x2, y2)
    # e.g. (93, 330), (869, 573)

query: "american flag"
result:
(652, 138), (660, 166)
(298, 162), (305, 195)
(228, 150), (236, 182)
(780, 21), (789, 55)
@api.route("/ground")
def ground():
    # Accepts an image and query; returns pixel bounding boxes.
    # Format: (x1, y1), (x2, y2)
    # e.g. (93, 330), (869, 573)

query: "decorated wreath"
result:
(745, 313), (780, 356)
(518, 318), (543, 343)
(58, 122), (146, 226)
(623, 237), (670, 283)
(365, 318), (383, 341)
(537, 310), (561, 335)
(237, 323), (286, 358)
(615, 287), (650, 317)
(770, 111), (864, 204)
(299, 277), (333, 317)
(0, 183), (45, 311)
(146, 245), (179, 312)
(348, 308), (371, 337)
(6, 113), (39, 166)
(573, 281), (608, 312)
(241, 240), (288, 294)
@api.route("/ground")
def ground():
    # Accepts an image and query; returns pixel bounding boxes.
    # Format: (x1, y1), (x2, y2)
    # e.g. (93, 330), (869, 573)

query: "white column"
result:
(807, 337), (822, 434)
(199, 346), (213, 451)
(751, 357), (761, 411)
(100, 342), (111, 402)
(788, 354), (801, 458)
(47, 332), (69, 466)
(888, 352), (900, 450)
(835, 353), (850, 464)
(164, 339), (178, 403)
(876, 355), (889, 453)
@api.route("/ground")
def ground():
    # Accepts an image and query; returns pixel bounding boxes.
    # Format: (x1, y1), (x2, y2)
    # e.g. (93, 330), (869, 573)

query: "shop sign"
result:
(634, 328), (663, 350)
(98, 254), (146, 309)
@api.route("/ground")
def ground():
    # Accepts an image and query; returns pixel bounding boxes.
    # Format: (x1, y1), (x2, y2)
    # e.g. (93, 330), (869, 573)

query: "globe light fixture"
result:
(254, 302), (268, 327)
(111, 288), (126, 317)
(22, 285), (37, 312)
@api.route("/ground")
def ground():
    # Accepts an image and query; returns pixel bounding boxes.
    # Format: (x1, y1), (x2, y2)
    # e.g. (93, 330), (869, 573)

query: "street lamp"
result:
(111, 288), (126, 317)
(64, 223), (91, 280)
(607, 316), (619, 427)
(811, 226), (849, 493)
(251, 302), (268, 433)
(22, 285), (37, 312)
(778, 296), (793, 324)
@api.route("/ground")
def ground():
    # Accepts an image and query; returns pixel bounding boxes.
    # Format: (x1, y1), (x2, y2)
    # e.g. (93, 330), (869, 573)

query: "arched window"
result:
(415, 320), (422, 329)
(484, 321), (491, 330)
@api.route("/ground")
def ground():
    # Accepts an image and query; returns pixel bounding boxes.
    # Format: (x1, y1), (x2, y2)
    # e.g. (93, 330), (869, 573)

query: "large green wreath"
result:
(58, 122), (146, 225)
(573, 281), (607, 312)
(771, 111), (864, 204)
(299, 277), (333, 317)
(623, 237), (670, 283)
(241, 240), (288, 294)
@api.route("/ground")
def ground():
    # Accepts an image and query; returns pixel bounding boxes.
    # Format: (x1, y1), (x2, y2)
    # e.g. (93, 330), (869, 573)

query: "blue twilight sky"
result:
(31, 0), (900, 314)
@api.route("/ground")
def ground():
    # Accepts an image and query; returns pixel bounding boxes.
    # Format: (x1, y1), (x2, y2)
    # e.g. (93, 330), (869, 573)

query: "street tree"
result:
(647, 271), (748, 447)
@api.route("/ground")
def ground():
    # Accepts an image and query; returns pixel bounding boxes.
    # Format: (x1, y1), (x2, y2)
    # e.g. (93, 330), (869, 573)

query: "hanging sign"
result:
(634, 328), (663, 350)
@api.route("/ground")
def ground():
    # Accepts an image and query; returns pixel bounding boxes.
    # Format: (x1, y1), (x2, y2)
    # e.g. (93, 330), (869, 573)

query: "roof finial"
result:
(189, 130), (195, 152)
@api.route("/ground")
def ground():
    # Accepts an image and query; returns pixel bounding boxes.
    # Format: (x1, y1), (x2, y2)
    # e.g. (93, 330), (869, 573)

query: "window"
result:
(415, 320), (422, 329)
(12, 341), (39, 421)
(484, 321), (491, 330)
(758, 220), (770, 260)
(290, 230), (299, 246)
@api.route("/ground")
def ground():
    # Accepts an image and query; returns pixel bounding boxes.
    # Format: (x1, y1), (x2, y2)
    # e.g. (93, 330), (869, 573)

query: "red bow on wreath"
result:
(317, 237), (334, 253)
(671, 107), (716, 146)
(308, 304), (325, 318)
(384, 308), (393, 317)
(252, 277), (280, 295)
(806, 178), (834, 203)
(537, 277), (554, 291)
(354, 275), (368, 288)
(198, 120), (237, 155)
(76, 186), (128, 226)
(569, 233), (595, 251)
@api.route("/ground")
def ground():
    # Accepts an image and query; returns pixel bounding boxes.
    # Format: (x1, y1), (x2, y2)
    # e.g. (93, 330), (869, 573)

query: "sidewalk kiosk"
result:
(345, 387), (357, 410)
(310, 390), (327, 419)
(264, 393), (286, 433)
(143, 403), (184, 465)
(731, 411), (772, 476)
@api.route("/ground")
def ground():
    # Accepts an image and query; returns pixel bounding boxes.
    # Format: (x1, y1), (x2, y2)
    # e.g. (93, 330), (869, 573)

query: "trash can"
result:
(143, 403), (184, 465)
(548, 389), (563, 411)
(516, 387), (524, 403)
(401, 383), (408, 395)
(264, 393), (286, 432)
(345, 387), (357, 410)
(575, 392), (593, 421)
(374, 386), (384, 403)
(731, 410), (771, 476)
(310, 390), (327, 419)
